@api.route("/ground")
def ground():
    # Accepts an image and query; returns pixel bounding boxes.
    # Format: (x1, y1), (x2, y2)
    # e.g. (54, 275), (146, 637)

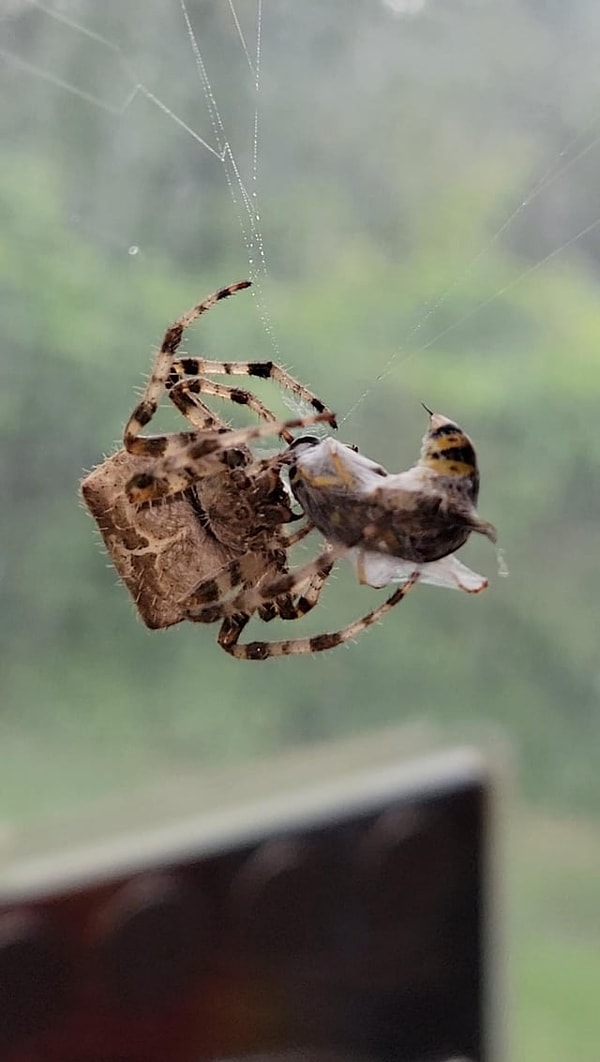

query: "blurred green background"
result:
(1, 1), (599, 1057)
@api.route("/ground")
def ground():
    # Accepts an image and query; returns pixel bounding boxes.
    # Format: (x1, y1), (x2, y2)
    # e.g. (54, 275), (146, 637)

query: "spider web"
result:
(3, 0), (600, 824)
(4, 0), (600, 426)
(1, 0), (279, 354)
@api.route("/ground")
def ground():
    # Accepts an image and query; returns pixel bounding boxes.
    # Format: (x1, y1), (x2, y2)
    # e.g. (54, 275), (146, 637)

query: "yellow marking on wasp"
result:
(298, 470), (343, 488)
(296, 453), (358, 490)
(331, 448), (360, 487)
(433, 457), (474, 476)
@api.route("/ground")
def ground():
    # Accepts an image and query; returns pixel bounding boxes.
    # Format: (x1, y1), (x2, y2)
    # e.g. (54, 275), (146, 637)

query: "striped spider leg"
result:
(83, 278), (423, 658)
(183, 542), (420, 660)
(123, 278), (337, 465)
(83, 280), (348, 651)
(117, 279), (343, 646)
(115, 271), (421, 658)
(122, 406), (417, 661)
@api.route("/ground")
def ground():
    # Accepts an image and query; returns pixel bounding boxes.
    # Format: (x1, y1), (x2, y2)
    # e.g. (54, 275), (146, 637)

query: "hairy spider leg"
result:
(124, 280), (251, 456)
(184, 545), (340, 618)
(168, 375), (284, 435)
(166, 357), (337, 443)
(126, 412), (335, 503)
(124, 280), (338, 458)
(167, 383), (227, 432)
(180, 542), (336, 630)
(216, 573), (420, 660)
(182, 544), (335, 613)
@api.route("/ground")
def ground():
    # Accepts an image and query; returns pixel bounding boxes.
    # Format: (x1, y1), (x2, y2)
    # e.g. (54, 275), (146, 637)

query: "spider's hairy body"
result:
(81, 440), (299, 630)
(189, 453), (295, 554)
(288, 412), (497, 594)
(81, 280), (421, 658)
(81, 449), (233, 629)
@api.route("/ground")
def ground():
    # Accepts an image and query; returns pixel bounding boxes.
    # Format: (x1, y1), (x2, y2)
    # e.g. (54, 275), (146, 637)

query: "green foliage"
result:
(1, 143), (599, 817)
(511, 811), (600, 1062)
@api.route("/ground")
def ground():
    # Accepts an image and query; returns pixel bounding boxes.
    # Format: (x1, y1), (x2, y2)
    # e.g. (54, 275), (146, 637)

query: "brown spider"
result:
(81, 281), (418, 660)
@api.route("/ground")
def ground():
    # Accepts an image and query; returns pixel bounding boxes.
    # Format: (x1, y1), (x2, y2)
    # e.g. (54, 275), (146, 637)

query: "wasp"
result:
(287, 407), (498, 594)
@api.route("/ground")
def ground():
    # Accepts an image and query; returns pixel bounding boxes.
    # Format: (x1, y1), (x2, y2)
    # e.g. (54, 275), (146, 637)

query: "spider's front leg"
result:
(125, 412), (335, 504)
(167, 373), (283, 436)
(166, 356), (338, 443)
(123, 281), (251, 458)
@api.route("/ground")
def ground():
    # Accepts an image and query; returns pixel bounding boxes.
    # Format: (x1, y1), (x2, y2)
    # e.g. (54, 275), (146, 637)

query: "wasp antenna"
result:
(420, 401), (434, 416)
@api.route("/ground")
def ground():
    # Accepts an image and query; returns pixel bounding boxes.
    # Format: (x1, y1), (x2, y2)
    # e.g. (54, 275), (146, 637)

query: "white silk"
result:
(346, 548), (488, 593)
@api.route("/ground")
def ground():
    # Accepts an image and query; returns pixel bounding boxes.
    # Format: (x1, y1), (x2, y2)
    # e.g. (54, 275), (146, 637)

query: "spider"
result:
(286, 406), (498, 594)
(81, 281), (420, 659)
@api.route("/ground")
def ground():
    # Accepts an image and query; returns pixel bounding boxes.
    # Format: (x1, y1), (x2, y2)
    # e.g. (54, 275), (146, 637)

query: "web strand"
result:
(341, 115), (600, 423)
(4, 0), (278, 354)
(5, 0), (600, 421)
(227, 0), (255, 77)
(401, 215), (600, 365)
(179, 0), (279, 357)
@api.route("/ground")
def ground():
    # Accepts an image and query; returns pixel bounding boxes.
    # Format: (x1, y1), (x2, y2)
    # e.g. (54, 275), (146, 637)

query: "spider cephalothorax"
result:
(189, 456), (296, 553)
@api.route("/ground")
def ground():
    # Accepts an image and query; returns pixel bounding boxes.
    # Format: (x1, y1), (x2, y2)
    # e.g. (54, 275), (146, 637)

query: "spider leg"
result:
(218, 574), (420, 660)
(167, 356), (337, 436)
(168, 374), (283, 435)
(217, 613), (251, 654)
(168, 385), (226, 432)
(283, 521), (315, 546)
(236, 546), (341, 614)
(180, 550), (281, 620)
(181, 530), (332, 626)
(278, 560), (335, 619)
(183, 546), (337, 621)
(123, 280), (250, 456)
(126, 412), (335, 504)
(258, 545), (336, 621)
